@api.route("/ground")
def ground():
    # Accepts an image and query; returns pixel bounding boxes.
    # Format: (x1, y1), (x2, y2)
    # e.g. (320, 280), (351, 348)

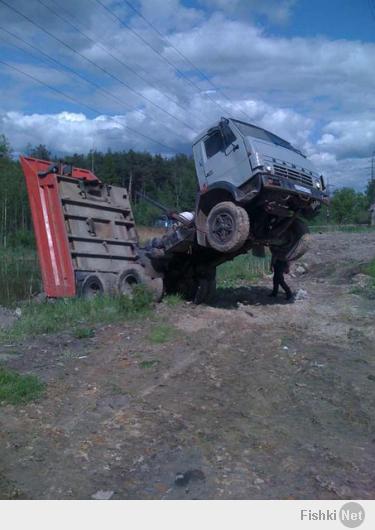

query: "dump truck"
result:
(20, 117), (328, 304)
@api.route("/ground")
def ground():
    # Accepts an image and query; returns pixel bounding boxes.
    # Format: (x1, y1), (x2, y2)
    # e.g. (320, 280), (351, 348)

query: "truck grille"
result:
(273, 164), (313, 188)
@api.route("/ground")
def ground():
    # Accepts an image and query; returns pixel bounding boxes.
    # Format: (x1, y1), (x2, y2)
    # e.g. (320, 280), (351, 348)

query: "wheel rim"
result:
(120, 273), (138, 296)
(211, 212), (234, 243)
(83, 279), (103, 298)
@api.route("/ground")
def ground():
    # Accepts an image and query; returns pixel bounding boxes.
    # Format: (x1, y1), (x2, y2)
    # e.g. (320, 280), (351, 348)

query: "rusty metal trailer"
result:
(20, 156), (163, 300)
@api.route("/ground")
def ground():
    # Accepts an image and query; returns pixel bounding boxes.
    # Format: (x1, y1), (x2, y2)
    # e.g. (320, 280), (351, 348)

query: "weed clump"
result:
(0, 286), (153, 342)
(0, 367), (45, 405)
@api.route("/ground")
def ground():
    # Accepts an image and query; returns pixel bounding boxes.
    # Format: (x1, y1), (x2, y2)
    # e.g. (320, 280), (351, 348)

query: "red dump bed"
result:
(20, 156), (83, 297)
(21, 156), (139, 299)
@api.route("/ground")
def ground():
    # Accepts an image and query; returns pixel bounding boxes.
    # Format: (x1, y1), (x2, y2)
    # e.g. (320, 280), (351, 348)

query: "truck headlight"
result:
(315, 180), (321, 189)
(265, 165), (273, 173)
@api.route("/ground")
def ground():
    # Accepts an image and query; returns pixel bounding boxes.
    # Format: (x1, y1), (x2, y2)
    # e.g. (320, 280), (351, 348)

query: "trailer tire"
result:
(206, 202), (249, 253)
(80, 274), (105, 299)
(118, 265), (164, 301)
(147, 277), (164, 302)
(118, 265), (148, 298)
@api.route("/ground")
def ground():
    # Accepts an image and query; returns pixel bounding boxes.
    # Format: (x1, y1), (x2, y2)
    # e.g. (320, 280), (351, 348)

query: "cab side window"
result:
(222, 126), (236, 146)
(204, 127), (237, 159)
(204, 131), (223, 159)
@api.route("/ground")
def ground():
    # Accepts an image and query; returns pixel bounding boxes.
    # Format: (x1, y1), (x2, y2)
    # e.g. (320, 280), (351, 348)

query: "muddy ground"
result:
(0, 231), (375, 499)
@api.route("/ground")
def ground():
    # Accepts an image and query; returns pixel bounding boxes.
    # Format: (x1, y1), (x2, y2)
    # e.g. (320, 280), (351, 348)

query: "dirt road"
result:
(1, 232), (375, 499)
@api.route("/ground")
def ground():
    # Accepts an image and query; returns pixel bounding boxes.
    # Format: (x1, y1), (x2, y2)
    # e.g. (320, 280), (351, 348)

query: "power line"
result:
(122, 0), (253, 123)
(0, 0), (196, 134)
(94, 0), (233, 119)
(0, 58), (181, 153)
(36, 0), (195, 123)
(0, 26), (192, 145)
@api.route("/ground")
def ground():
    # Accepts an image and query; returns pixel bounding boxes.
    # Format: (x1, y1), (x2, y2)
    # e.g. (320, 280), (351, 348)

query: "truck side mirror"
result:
(320, 175), (326, 191)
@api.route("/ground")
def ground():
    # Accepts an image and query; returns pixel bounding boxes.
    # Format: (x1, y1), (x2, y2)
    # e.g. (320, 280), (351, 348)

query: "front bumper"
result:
(261, 173), (329, 204)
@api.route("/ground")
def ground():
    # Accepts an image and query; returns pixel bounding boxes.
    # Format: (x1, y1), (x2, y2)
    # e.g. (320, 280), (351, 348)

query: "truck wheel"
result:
(206, 201), (250, 253)
(80, 274), (105, 299)
(271, 219), (310, 261)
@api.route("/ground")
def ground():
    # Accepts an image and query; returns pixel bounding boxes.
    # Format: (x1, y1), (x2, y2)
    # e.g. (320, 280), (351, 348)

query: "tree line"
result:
(0, 134), (374, 248)
(0, 135), (197, 247)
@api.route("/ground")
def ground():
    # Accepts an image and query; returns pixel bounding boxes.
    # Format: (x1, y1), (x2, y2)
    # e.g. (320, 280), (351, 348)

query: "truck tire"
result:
(271, 219), (310, 261)
(80, 274), (105, 299)
(206, 201), (250, 253)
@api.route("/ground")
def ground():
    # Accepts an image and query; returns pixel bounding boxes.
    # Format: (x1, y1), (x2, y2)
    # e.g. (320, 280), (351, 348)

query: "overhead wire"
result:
(94, 0), (234, 119)
(122, 0), (253, 122)
(0, 58), (181, 153)
(0, 25), (193, 145)
(36, 0), (197, 123)
(0, 0), (197, 134)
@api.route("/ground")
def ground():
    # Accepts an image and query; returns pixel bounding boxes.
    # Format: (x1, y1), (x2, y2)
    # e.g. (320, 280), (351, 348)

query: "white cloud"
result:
(0, 0), (374, 190)
(199, 0), (297, 24)
(317, 120), (375, 160)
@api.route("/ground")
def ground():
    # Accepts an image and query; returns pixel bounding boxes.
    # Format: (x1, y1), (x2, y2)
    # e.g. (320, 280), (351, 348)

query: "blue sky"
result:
(266, 0), (375, 42)
(0, 0), (374, 189)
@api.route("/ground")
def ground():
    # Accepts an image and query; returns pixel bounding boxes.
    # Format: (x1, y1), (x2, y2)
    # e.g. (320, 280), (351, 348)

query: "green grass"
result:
(217, 253), (271, 288)
(310, 224), (375, 234)
(0, 285), (153, 343)
(139, 359), (160, 369)
(147, 323), (176, 344)
(163, 293), (183, 306)
(0, 248), (40, 307)
(0, 367), (45, 405)
(363, 258), (375, 283)
(73, 327), (95, 339)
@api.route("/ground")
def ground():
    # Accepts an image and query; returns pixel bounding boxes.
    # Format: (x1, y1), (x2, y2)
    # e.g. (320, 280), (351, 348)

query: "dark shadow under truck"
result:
(20, 117), (328, 304)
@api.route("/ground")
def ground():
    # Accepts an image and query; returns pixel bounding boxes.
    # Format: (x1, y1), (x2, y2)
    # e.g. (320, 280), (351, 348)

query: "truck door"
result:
(201, 125), (250, 188)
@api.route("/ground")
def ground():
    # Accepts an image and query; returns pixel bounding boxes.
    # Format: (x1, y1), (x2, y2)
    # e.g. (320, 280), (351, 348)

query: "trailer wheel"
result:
(147, 277), (164, 302)
(80, 274), (105, 299)
(118, 266), (148, 298)
(118, 265), (163, 301)
(206, 201), (249, 253)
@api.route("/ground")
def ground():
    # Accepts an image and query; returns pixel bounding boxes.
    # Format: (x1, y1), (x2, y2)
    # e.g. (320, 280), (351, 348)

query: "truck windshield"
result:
(232, 119), (305, 156)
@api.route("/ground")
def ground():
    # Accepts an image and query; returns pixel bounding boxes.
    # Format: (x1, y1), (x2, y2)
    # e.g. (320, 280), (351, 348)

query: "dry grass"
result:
(137, 226), (166, 244)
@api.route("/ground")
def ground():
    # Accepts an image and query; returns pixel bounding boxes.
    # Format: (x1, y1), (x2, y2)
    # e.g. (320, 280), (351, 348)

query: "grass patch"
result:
(310, 224), (375, 234)
(73, 327), (95, 339)
(139, 359), (160, 369)
(163, 293), (183, 306)
(0, 285), (153, 343)
(0, 248), (40, 307)
(217, 253), (271, 288)
(0, 367), (45, 405)
(363, 258), (375, 283)
(147, 323), (176, 344)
